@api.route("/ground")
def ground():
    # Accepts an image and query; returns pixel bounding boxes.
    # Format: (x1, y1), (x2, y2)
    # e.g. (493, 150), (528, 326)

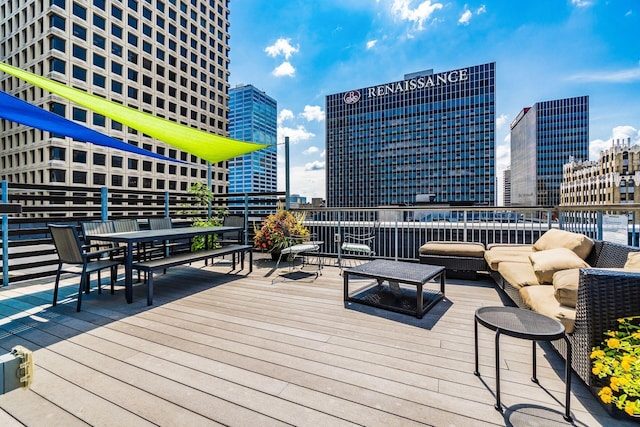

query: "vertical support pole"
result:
(207, 162), (212, 220)
(244, 193), (249, 246)
(2, 181), (8, 287)
(101, 186), (108, 221)
(285, 136), (290, 211)
(337, 211), (342, 268)
(164, 191), (169, 218)
(596, 211), (603, 241)
(394, 211), (399, 261)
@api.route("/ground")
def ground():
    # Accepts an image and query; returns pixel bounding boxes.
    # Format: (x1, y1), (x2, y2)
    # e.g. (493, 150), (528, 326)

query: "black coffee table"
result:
(343, 259), (445, 318)
(474, 306), (572, 422)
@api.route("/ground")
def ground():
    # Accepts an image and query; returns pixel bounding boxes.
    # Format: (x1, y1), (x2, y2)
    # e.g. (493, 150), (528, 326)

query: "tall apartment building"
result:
(503, 167), (511, 206)
(510, 96), (589, 207)
(326, 63), (496, 208)
(0, 0), (231, 196)
(228, 84), (277, 194)
(561, 137), (639, 206)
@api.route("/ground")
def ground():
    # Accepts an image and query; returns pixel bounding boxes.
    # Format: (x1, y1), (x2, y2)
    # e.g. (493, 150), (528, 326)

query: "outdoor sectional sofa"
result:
(419, 229), (640, 388)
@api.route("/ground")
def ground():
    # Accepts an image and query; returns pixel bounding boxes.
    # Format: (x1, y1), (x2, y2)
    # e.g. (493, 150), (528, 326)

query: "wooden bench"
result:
(132, 244), (253, 305)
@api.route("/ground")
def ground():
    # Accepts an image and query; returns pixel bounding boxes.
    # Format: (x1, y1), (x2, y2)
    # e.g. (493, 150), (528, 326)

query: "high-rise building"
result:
(326, 63), (495, 208)
(503, 167), (511, 206)
(562, 137), (639, 207)
(228, 84), (277, 194)
(510, 96), (589, 207)
(0, 0), (231, 196)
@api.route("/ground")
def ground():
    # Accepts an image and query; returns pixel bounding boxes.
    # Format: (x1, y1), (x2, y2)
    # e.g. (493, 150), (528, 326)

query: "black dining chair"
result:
(49, 224), (122, 312)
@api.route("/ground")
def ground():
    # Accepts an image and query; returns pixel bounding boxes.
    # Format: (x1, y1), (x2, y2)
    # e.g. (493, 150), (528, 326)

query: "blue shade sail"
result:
(0, 90), (180, 162)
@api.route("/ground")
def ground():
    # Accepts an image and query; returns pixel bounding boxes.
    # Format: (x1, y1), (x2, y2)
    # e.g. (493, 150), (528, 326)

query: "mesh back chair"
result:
(49, 224), (121, 312)
(113, 219), (143, 280)
(81, 220), (123, 259)
(149, 217), (188, 255)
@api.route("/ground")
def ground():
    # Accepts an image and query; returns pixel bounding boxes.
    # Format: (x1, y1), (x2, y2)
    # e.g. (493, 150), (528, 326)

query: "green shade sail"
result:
(0, 62), (268, 164)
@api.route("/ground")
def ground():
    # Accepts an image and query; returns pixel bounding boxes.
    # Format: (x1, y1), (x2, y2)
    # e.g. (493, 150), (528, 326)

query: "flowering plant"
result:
(591, 316), (640, 417)
(253, 208), (308, 253)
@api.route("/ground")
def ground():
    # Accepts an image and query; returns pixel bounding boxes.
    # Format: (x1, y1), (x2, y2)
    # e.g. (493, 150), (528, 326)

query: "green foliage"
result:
(591, 316), (640, 416)
(254, 207), (308, 253)
(181, 183), (228, 251)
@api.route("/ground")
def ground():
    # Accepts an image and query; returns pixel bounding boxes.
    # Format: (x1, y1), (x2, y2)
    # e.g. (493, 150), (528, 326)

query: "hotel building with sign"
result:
(325, 62), (496, 208)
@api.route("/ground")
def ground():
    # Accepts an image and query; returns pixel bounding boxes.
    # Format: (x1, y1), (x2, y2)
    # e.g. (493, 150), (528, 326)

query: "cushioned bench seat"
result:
(419, 241), (487, 279)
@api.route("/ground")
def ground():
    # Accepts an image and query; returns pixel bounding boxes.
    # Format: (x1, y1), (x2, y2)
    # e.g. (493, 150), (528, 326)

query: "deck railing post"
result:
(394, 211), (399, 261)
(244, 193), (249, 246)
(101, 186), (108, 221)
(337, 211), (342, 268)
(2, 180), (8, 286)
(164, 191), (169, 218)
(596, 211), (603, 240)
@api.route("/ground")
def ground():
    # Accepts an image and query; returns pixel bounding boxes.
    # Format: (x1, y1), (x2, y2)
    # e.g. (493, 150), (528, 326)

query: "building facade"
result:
(325, 62), (496, 208)
(228, 84), (277, 194)
(503, 167), (511, 206)
(510, 96), (589, 207)
(0, 0), (231, 196)
(561, 137), (639, 206)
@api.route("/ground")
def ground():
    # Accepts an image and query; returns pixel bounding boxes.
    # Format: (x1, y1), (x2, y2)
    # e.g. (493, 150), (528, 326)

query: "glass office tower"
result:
(326, 62), (496, 208)
(510, 96), (589, 207)
(0, 0), (231, 195)
(228, 84), (277, 194)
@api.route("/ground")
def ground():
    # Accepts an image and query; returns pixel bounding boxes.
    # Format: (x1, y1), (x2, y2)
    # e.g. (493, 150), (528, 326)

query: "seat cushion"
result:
(529, 248), (590, 285)
(498, 262), (540, 290)
(485, 243), (533, 252)
(532, 228), (594, 260)
(419, 241), (485, 258)
(484, 250), (532, 271)
(341, 242), (372, 254)
(520, 285), (576, 333)
(624, 252), (640, 271)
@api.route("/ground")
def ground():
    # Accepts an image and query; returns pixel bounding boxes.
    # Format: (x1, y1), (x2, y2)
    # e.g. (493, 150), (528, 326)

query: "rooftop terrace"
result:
(0, 255), (634, 426)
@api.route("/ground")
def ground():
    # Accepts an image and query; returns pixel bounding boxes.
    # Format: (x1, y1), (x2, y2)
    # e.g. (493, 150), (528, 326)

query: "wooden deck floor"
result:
(0, 255), (634, 426)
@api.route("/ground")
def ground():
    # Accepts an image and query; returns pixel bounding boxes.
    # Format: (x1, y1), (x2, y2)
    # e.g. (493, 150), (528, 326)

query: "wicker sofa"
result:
(420, 235), (640, 387)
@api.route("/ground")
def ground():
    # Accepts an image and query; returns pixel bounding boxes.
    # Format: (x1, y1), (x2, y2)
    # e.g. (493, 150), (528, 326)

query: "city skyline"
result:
(229, 0), (640, 201)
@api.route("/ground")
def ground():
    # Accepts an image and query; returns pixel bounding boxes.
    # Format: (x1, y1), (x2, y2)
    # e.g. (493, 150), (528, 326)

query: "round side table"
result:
(474, 306), (572, 422)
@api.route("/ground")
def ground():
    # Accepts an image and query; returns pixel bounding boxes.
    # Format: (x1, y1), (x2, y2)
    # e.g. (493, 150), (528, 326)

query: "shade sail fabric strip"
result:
(0, 62), (268, 164)
(0, 90), (180, 163)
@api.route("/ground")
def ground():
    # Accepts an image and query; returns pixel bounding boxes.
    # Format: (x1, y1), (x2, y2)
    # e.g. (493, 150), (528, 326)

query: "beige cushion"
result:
(519, 285), (576, 333)
(419, 241), (485, 258)
(552, 268), (581, 308)
(485, 250), (532, 271)
(529, 248), (590, 285)
(485, 243), (533, 252)
(532, 229), (594, 260)
(624, 252), (640, 271)
(498, 262), (540, 289)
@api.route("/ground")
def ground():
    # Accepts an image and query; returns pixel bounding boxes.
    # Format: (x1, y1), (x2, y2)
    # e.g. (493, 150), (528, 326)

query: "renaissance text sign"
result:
(367, 68), (469, 98)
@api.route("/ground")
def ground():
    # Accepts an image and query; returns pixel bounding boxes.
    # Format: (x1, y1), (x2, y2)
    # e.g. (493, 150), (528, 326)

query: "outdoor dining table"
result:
(86, 225), (244, 303)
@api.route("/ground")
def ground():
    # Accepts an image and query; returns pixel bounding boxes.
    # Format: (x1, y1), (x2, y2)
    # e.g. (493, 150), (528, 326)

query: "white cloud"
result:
(305, 161), (325, 171)
(366, 40), (378, 49)
(476, 5), (486, 14)
(277, 125), (315, 144)
(264, 38), (299, 59)
(278, 109), (294, 124)
(571, 0), (592, 7)
(300, 105), (325, 122)
(625, 10), (632, 16)
(391, 0), (444, 31)
(303, 146), (319, 155)
(458, 9), (472, 25)
(272, 61), (296, 77)
(496, 114), (508, 130)
(589, 126), (640, 160)
(281, 165), (326, 199)
(568, 67), (640, 83)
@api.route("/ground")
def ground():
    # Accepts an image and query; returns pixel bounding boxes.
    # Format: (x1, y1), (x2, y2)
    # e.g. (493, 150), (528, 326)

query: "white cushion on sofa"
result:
(520, 285), (576, 333)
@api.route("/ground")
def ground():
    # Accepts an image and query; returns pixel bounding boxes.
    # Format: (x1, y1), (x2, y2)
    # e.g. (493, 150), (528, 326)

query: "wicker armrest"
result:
(567, 268), (640, 386)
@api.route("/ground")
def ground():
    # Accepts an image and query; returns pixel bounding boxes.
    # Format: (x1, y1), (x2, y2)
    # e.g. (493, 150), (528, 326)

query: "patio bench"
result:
(133, 244), (253, 305)
(419, 241), (487, 279)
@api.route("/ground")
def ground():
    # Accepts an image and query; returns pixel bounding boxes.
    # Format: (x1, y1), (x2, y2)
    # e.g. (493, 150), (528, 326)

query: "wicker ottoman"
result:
(419, 241), (487, 279)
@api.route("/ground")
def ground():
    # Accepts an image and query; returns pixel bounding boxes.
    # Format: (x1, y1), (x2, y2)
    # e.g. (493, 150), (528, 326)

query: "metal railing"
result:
(2, 181), (640, 285)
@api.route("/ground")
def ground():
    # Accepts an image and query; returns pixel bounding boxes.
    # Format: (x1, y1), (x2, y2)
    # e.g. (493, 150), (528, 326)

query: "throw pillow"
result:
(624, 252), (640, 271)
(532, 229), (594, 260)
(552, 268), (580, 308)
(529, 247), (590, 285)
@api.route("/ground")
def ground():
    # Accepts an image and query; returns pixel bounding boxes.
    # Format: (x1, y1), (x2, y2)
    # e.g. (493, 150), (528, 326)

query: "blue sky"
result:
(228, 0), (640, 201)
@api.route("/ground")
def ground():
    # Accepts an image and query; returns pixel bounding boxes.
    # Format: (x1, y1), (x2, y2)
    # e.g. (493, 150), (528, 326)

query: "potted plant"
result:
(591, 316), (640, 418)
(254, 207), (309, 260)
